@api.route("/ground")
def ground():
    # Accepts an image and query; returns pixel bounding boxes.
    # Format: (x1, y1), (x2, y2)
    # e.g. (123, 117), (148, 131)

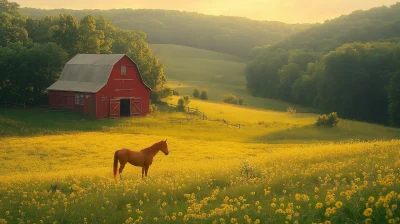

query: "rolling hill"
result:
(150, 44), (313, 112)
(20, 7), (309, 57)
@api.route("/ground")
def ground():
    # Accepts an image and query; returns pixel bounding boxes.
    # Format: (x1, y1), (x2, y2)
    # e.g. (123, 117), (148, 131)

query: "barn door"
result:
(110, 99), (120, 117)
(130, 98), (142, 115)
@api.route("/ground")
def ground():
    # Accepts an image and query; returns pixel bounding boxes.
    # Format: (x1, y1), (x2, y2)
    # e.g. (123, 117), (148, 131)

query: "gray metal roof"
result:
(47, 54), (150, 93)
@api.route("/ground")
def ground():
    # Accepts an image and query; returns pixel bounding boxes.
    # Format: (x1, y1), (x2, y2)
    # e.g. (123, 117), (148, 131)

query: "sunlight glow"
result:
(13, 0), (399, 23)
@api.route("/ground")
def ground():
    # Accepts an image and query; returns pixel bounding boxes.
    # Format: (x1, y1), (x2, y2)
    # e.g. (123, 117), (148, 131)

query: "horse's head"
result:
(160, 139), (169, 155)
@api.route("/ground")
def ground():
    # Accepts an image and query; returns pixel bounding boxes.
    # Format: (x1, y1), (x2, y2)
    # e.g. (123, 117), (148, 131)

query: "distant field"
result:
(150, 44), (312, 112)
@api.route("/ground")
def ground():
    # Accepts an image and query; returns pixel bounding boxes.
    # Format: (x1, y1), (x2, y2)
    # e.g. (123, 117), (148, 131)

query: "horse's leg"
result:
(141, 167), (144, 179)
(119, 162), (126, 181)
(144, 166), (149, 177)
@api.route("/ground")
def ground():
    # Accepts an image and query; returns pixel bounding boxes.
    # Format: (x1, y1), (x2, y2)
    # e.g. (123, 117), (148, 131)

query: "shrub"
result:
(316, 112), (339, 127)
(223, 94), (238, 104)
(287, 106), (296, 114)
(172, 90), (180, 96)
(177, 95), (191, 111)
(223, 94), (244, 105)
(238, 98), (243, 105)
(200, 89), (208, 100)
(193, 88), (200, 98)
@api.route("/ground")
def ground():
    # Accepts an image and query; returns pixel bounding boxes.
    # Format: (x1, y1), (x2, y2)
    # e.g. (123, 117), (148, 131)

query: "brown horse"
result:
(113, 140), (169, 180)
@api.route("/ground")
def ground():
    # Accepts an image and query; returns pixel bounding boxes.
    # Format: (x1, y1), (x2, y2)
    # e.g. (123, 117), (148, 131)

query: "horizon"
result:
(13, 0), (400, 24)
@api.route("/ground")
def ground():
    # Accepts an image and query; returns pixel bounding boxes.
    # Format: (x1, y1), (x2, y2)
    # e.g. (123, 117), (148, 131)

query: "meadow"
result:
(150, 44), (313, 113)
(1, 98), (400, 224)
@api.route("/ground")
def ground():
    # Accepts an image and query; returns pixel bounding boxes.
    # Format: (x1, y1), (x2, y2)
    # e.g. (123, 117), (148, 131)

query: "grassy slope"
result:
(150, 44), (313, 113)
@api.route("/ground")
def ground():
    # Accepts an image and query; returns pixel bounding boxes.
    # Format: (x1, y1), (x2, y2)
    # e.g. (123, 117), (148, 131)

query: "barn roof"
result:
(47, 54), (151, 93)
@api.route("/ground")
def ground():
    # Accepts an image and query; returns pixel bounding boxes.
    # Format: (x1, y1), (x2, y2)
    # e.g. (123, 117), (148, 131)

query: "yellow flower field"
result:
(1, 131), (399, 223)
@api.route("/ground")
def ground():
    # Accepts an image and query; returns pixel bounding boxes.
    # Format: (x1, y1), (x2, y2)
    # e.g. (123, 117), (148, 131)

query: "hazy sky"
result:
(13, 0), (400, 23)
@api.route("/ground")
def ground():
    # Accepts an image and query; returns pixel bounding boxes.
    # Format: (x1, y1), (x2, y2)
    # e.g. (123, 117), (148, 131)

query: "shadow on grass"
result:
(0, 104), (185, 138)
(251, 121), (400, 144)
(0, 108), (125, 137)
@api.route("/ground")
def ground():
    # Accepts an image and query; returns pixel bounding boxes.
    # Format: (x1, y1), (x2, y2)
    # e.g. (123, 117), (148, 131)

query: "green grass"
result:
(2, 101), (400, 144)
(150, 44), (313, 113)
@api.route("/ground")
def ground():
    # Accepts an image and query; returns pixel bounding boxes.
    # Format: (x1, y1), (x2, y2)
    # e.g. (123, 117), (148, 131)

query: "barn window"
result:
(121, 66), (127, 75)
(75, 94), (84, 105)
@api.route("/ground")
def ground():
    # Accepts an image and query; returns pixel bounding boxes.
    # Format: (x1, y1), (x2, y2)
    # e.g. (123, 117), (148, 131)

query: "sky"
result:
(13, 0), (400, 23)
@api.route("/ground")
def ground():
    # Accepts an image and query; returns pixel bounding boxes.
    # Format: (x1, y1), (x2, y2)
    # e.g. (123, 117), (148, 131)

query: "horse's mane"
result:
(141, 141), (164, 153)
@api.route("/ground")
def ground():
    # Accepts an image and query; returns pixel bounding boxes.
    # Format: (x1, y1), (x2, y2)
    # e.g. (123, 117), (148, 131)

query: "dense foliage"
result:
(21, 8), (309, 58)
(0, 0), (170, 105)
(223, 94), (243, 105)
(200, 89), (208, 100)
(315, 112), (339, 127)
(246, 3), (400, 126)
(177, 95), (191, 111)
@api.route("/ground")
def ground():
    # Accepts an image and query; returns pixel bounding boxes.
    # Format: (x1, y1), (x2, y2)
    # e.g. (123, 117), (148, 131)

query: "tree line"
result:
(0, 0), (170, 105)
(21, 8), (309, 58)
(246, 3), (400, 126)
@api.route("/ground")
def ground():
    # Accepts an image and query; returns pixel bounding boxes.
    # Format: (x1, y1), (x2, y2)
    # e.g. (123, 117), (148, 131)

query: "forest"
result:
(0, 0), (170, 105)
(246, 3), (400, 126)
(21, 8), (309, 58)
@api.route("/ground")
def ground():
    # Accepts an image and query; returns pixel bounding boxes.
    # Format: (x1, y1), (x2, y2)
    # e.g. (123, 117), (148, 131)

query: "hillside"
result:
(150, 44), (313, 112)
(20, 8), (309, 57)
(246, 3), (400, 125)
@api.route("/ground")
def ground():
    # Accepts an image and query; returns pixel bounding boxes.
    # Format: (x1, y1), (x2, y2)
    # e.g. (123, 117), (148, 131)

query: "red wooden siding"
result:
(48, 91), (96, 115)
(48, 55), (150, 119)
(96, 56), (150, 119)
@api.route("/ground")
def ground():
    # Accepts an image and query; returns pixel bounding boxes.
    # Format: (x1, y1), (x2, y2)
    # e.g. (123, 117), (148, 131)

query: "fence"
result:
(167, 103), (242, 129)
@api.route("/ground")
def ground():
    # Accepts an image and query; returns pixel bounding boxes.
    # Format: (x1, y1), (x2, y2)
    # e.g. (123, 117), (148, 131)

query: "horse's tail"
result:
(113, 150), (119, 179)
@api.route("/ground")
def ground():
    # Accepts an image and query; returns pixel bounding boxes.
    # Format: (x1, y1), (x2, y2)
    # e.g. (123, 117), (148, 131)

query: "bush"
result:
(200, 89), (208, 100)
(238, 98), (243, 105)
(223, 94), (238, 104)
(193, 88), (200, 98)
(177, 95), (191, 111)
(287, 106), (296, 114)
(172, 90), (180, 96)
(316, 112), (339, 127)
(223, 94), (244, 105)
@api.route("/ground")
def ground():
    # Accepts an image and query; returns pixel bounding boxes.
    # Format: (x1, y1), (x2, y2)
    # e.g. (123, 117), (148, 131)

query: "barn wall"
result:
(97, 56), (151, 118)
(48, 91), (96, 116)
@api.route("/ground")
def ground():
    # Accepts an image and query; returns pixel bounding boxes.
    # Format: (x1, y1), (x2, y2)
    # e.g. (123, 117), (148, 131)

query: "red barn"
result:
(46, 54), (151, 119)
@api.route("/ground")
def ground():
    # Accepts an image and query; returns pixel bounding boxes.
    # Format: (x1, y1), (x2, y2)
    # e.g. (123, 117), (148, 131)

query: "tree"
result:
(200, 89), (208, 100)
(278, 63), (302, 101)
(0, 0), (29, 47)
(177, 95), (190, 111)
(50, 14), (80, 56)
(0, 43), (68, 104)
(192, 88), (200, 98)
(78, 15), (110, 54)
(388, 71), (400, 126)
